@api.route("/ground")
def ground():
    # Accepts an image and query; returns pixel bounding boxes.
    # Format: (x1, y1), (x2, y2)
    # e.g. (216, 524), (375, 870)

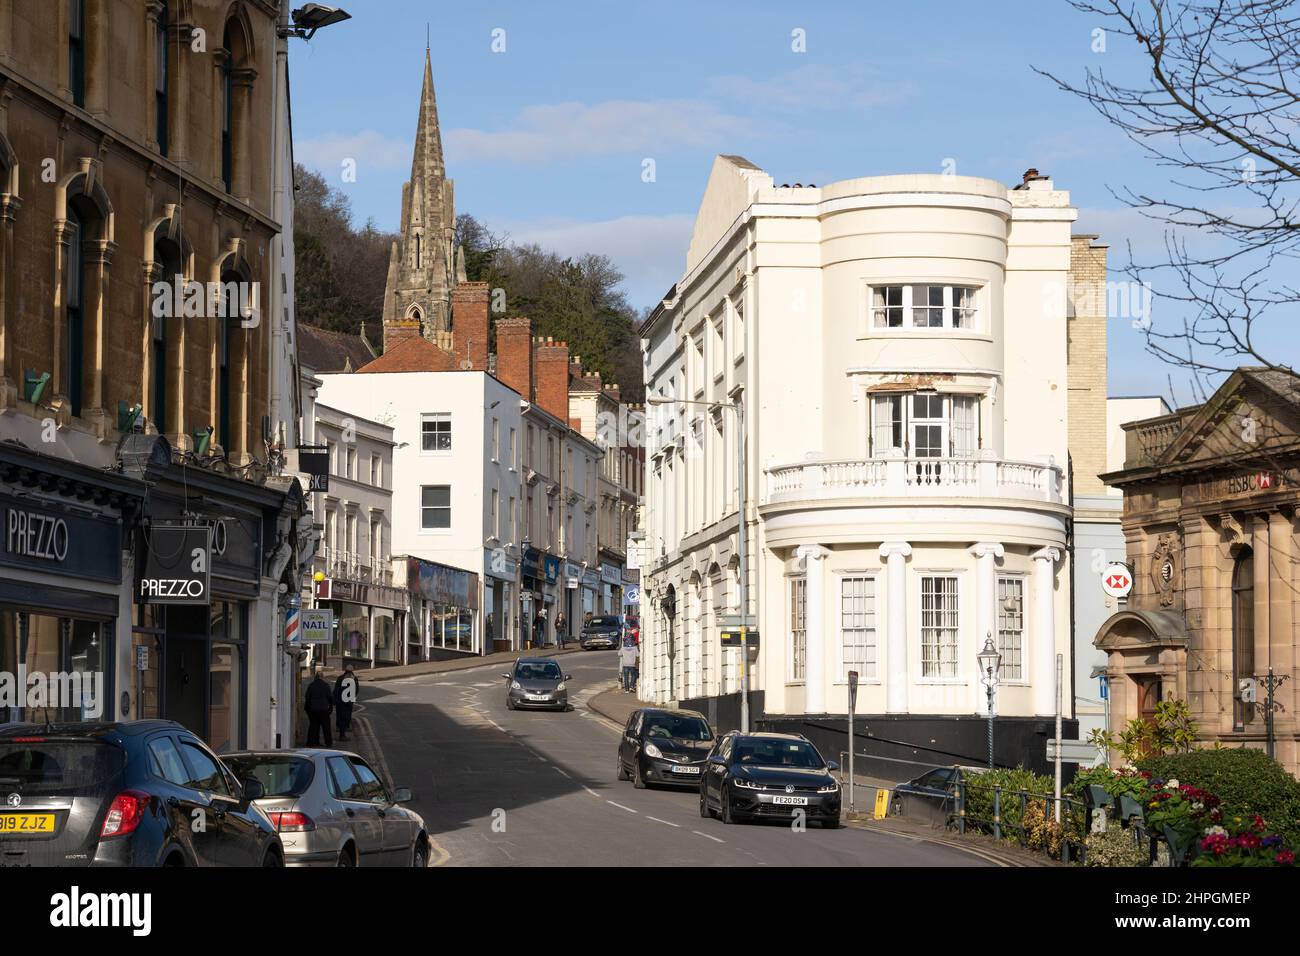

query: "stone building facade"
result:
(1096, 368), (1300, 774)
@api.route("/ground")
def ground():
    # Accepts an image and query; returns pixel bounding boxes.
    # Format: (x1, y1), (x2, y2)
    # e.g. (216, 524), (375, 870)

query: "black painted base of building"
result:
(679, 691), (1077, 782)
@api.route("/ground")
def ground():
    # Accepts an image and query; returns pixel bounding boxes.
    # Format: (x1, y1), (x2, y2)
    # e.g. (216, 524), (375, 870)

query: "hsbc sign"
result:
(1102, 563), (1133, 599)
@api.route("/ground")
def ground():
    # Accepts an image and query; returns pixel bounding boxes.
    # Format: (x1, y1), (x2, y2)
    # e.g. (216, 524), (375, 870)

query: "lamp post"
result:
(977, 634), (1001, 770)
(647, 394), (750, 731)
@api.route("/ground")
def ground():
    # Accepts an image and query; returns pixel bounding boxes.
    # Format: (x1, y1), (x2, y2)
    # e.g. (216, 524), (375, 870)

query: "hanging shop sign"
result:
(298, 446), (330, 493)
(300, 608), (334, 645)
(139, 524), (213, 604)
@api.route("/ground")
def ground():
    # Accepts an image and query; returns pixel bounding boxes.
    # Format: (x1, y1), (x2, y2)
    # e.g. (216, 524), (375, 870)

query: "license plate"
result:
(0, 813), (56, 833)
(526, 694), (550, 701)
(670, 765), (701, 774)
(772, 795), (808, 806)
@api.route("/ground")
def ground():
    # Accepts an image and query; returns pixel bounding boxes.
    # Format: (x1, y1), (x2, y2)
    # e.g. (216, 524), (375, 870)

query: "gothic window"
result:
(1232, 547), (1255, 730)
(221, 26), (234, 192)
(155, 3), (170, 156)
(64, 207), (85, 416)
(68, 0), (86, 107)
(152, 233), (184, 433)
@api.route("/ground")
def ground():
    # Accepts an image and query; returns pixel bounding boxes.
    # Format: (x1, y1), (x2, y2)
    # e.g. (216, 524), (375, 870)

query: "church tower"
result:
(382, 48), (457, 350)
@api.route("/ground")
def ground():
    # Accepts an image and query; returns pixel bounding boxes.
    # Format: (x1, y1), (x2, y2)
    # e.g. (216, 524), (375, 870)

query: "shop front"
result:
(313, 576), (408, 669)
(0, 443), (144, 725)
(600, 562), (623, 615)
(519, 547), (559, 647)
(582, 568), (599, 627)
(407, 557), (479, 660)
(484, 548), (517, 653)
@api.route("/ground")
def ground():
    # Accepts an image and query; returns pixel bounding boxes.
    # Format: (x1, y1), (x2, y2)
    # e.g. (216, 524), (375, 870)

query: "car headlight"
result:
(556, 683), (566, 692)
(732, 777), (763, 790)
(643, 743), (663, 759)
(510, 681), (521, 690)
(817, 782), (839, 793)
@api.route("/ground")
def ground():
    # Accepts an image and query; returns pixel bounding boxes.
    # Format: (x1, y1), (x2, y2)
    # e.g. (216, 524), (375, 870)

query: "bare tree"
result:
(1038, 0), (1300, 387)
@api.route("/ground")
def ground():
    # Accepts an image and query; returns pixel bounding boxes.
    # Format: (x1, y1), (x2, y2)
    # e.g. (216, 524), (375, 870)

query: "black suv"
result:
(616, 708), (713, 789)
(580, 615), (624, 650)
(699, 731), (842, 828)
(0, 721), (283, 866)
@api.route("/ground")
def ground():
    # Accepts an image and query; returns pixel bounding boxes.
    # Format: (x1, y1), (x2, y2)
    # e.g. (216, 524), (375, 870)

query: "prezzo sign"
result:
(139, 525), (212, 605)
(0, 494), (122, 583)
(6, 508), (69, 561)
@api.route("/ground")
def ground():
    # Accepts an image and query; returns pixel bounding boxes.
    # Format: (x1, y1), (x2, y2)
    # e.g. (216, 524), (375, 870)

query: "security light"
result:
(283, 4), (351, 40)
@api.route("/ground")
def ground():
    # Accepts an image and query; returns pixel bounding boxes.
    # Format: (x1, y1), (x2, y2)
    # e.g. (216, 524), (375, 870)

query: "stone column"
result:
(970, 542), (1004, 715)
(1252, 516), (1271, 684)
(879, 541), (912, 714)
(1032, 547), (1061, 716)
(796, 544), (831, 714)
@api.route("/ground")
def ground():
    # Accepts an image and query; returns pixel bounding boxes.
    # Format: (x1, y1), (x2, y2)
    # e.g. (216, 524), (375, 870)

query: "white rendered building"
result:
(641, 158), (1096, 775)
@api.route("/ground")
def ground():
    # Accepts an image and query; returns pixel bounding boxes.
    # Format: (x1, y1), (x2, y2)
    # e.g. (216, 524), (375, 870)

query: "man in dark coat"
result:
(304, 668), (333, 747)
(333, 665), (358, 742)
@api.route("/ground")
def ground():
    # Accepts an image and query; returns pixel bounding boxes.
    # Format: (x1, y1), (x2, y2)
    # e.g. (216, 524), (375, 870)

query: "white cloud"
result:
(707, 63), (915, 113)
(446, 100), (756, 163)
(494, 213), (695, 306)
(295, 129), (411, 174)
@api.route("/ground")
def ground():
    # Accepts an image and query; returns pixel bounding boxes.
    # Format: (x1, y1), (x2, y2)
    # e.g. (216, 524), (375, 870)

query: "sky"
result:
(287, 0), (1296, 402)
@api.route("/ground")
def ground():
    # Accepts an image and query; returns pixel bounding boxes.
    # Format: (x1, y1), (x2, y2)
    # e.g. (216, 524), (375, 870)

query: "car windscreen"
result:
(223, 755), (316, 797)
(516, 662), (561, 680)
(589, 617), (622, 628)
(733, 739), (825, 769)
(0, 740), (125, 796)
(643, 715), (711, 741)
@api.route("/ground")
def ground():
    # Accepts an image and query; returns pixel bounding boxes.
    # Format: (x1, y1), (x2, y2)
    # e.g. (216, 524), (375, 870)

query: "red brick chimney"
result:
(535, 336), (571, 421)
(495, 317), (533, 399)
(384, 317), (421, 351)
(451, 282), (490, 371)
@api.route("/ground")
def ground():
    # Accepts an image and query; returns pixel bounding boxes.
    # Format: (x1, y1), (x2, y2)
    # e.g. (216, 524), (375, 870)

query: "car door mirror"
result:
(392, 787), (412, 804)
(501, 673), (511, 680)
(239, 776), (265, 803)
(564, 674), (572, 681)
(826, 760), (840, 772)
(708, 755), (725, 766)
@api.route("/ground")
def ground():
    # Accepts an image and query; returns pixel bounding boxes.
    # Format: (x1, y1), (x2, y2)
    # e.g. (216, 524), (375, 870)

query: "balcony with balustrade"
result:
(316, 546), (395, 587)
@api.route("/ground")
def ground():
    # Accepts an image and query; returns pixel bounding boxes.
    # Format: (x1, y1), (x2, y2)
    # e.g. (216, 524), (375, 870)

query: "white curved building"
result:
(640, 158), (1094, 774)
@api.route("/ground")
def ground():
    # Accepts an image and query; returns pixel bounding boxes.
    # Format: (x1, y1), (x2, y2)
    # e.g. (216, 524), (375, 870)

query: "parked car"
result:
(890, 766), (965, 822)
(0, 720), (283, 867)
(580, 615), (624, 649)
(617, 708), (713, 789)
(502, 657), (572, 711)
(223, 750), (430, 867)
(699, 731), (841, 828)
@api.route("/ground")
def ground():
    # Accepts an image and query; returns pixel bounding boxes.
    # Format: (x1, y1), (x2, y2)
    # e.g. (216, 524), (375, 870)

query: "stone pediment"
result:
(1159, 368), (1300, 471)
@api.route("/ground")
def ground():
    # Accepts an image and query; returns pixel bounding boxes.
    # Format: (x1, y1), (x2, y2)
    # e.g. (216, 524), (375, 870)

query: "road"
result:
(358, 650), (993, 867)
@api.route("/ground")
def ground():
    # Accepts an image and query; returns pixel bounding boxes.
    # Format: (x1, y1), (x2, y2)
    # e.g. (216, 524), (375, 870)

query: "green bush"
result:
(1137, 749), (1300, 850)
(961, 767), (1056, 840)
(1085, 826), (1149, 867)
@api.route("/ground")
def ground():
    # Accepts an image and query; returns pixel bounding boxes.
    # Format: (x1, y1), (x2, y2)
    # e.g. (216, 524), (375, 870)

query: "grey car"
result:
(223, 750), (431, 867)
(503, 657), (572, 711)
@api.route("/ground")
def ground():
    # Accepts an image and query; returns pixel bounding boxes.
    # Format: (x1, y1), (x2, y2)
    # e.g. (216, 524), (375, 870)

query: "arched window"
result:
(220, 24), (234, 192)
(64, 207), (85, 416)
(217, 270), (240, 448)
(68, 0), (86, 107)
(1232, 547), (1255, 730)
(152, 235), (183, 431)
(155, 3), (169, 156)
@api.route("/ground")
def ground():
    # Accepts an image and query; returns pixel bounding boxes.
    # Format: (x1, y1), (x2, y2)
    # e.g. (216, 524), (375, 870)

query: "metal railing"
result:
(317, 547), (394, 585)
(954, 778), (1090, 864)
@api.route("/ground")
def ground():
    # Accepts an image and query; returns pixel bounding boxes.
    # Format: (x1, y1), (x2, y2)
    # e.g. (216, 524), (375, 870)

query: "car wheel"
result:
(338, 844), (356, 867)
(616, 754), (630, 781)
(821, 816), (842, 830)
(633, 759), (647, 789)
(412, 840), (428, 868)
(262, 848), (283, 867)
(699, 788), (711, 818)
(506, 698), (515, 711)
(720, 785), (734, 825)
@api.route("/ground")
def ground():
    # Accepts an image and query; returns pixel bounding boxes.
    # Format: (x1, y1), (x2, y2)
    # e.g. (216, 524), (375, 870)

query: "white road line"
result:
(553, 766), (571, 778)
(646, 816), (680, 828)
(606, 800), (638, 814)
(486, 719), (504, 731)
(583, 786), (600, 798)
(692, 830), (725, 844)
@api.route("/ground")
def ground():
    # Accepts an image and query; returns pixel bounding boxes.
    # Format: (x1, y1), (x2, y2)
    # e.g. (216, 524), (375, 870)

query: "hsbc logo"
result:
(1102, 563), (1133, 598)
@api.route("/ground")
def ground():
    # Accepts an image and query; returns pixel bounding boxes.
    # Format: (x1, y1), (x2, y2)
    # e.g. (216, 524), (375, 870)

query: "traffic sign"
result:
(1102, 563), (1133, 598)
(720, 629), (759, 647)
(136, 645), (149, 671)
(718, 614), (757, 629)
(1046, 738), (1101, 764)
(301, 608), (334, 645)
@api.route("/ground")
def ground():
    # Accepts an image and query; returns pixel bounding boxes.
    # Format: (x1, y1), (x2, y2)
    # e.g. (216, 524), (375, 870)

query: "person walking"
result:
(304, 668), (334, 747)
(618, 637), (640, 694)
(333, 665), (358, 742)
(534, 606), (548, 647)
(555, 611), (568, 650)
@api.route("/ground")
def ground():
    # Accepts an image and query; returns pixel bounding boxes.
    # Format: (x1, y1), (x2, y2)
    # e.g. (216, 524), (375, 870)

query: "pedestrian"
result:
(304, 668), (334, 747)
(534, 606), (547, 647)
(618, 637), (639, 694)
(333, 664), (358, 742)
(555, 611), (568, 649)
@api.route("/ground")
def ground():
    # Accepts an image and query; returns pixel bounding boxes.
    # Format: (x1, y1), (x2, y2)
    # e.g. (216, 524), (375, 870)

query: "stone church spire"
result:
(382, 48), (457, 351)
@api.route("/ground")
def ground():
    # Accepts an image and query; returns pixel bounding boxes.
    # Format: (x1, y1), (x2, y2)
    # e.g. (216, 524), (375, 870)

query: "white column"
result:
(1032, 547), (1061, 716)
(879, 541), (912, 714)
(969, 542), (1004, 715)
(796, 544), (831, 714)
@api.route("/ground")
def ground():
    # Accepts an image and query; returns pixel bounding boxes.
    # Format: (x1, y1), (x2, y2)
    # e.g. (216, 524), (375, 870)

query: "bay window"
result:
(871, 284), (980, 330)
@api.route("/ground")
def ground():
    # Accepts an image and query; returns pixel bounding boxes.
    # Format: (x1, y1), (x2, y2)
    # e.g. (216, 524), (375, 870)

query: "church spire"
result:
(414, 47), (445, 184)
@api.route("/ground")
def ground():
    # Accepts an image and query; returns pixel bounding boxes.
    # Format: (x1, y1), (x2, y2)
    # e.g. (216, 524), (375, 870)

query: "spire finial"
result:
(426, 23), (430, 52)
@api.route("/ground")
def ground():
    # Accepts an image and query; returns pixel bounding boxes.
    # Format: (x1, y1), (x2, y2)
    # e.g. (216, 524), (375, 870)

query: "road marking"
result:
(692, 830), (724, 844)
(486, 719), (504, 731)
(553, 766), (571, 778)
(646, 816), (680, 828)
(607, 800), (637, 813)
(583, 786), (600, 798)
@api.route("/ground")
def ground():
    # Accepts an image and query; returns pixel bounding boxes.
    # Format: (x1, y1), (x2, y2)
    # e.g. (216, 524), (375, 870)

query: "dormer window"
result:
(871, 284), (979, 331)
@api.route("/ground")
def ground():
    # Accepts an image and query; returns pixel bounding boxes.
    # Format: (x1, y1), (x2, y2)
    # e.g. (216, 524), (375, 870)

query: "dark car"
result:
(699, 732), (841, 828)
(503, 657), (572, 711)
(616, 708), (713, 789)
(0, 720), (283, 867)
(890, 766), (964, 823)
(580, 615), (624, 650)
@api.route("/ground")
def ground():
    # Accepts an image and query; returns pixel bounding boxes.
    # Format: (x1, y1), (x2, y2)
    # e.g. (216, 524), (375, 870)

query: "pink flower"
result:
(1275, 850), (1295, 865)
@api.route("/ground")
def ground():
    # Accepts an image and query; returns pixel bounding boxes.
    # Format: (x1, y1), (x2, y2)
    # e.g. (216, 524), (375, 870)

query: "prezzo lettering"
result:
(139, 578), (205, 598)
(5, 509), (69, 562)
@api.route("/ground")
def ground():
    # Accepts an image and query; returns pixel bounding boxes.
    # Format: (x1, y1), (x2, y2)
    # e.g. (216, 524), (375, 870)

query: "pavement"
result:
(352, 649), (1018, 867)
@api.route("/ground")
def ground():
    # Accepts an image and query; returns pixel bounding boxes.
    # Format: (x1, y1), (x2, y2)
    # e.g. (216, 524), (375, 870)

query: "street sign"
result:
(1102, 563), (1133, 598)
(300, 608), (334, 645)
(720, 629), (759, 647)
(848, 670), (859, 712)
(874, 788), (891, 820)
(136, 645), (149, 671)
(1098, 674), (1108, 701)
(1046, 738), (1101, 764)
(718, 614), (757, 629)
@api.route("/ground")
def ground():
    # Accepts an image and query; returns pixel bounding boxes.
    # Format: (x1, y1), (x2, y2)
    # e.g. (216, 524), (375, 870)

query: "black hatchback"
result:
(0, 721), (283, 867)
(699, 732), (842, 828)
(616, 708), (713, 789)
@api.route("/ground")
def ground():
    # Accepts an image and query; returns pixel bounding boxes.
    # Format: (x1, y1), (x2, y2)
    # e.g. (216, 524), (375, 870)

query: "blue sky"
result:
(288, 0), (1294, 402)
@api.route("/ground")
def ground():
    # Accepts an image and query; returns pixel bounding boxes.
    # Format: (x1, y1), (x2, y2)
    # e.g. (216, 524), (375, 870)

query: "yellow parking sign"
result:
(874, 788), (891, 819)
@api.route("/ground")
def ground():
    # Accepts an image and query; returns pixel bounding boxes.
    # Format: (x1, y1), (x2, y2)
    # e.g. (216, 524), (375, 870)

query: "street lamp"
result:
(647, 394), (750, 731)
(977, 634), (1002, 770)
(281, 4), (352, 40)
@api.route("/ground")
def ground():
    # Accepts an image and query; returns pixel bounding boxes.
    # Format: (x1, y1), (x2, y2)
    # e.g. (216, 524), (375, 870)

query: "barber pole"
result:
(285, 605), (300, 646)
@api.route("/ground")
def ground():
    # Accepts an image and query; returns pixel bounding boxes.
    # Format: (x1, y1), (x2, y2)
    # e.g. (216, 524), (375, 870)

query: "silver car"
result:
(503, 657), (572, 711)
(223, 750), (430, 867)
